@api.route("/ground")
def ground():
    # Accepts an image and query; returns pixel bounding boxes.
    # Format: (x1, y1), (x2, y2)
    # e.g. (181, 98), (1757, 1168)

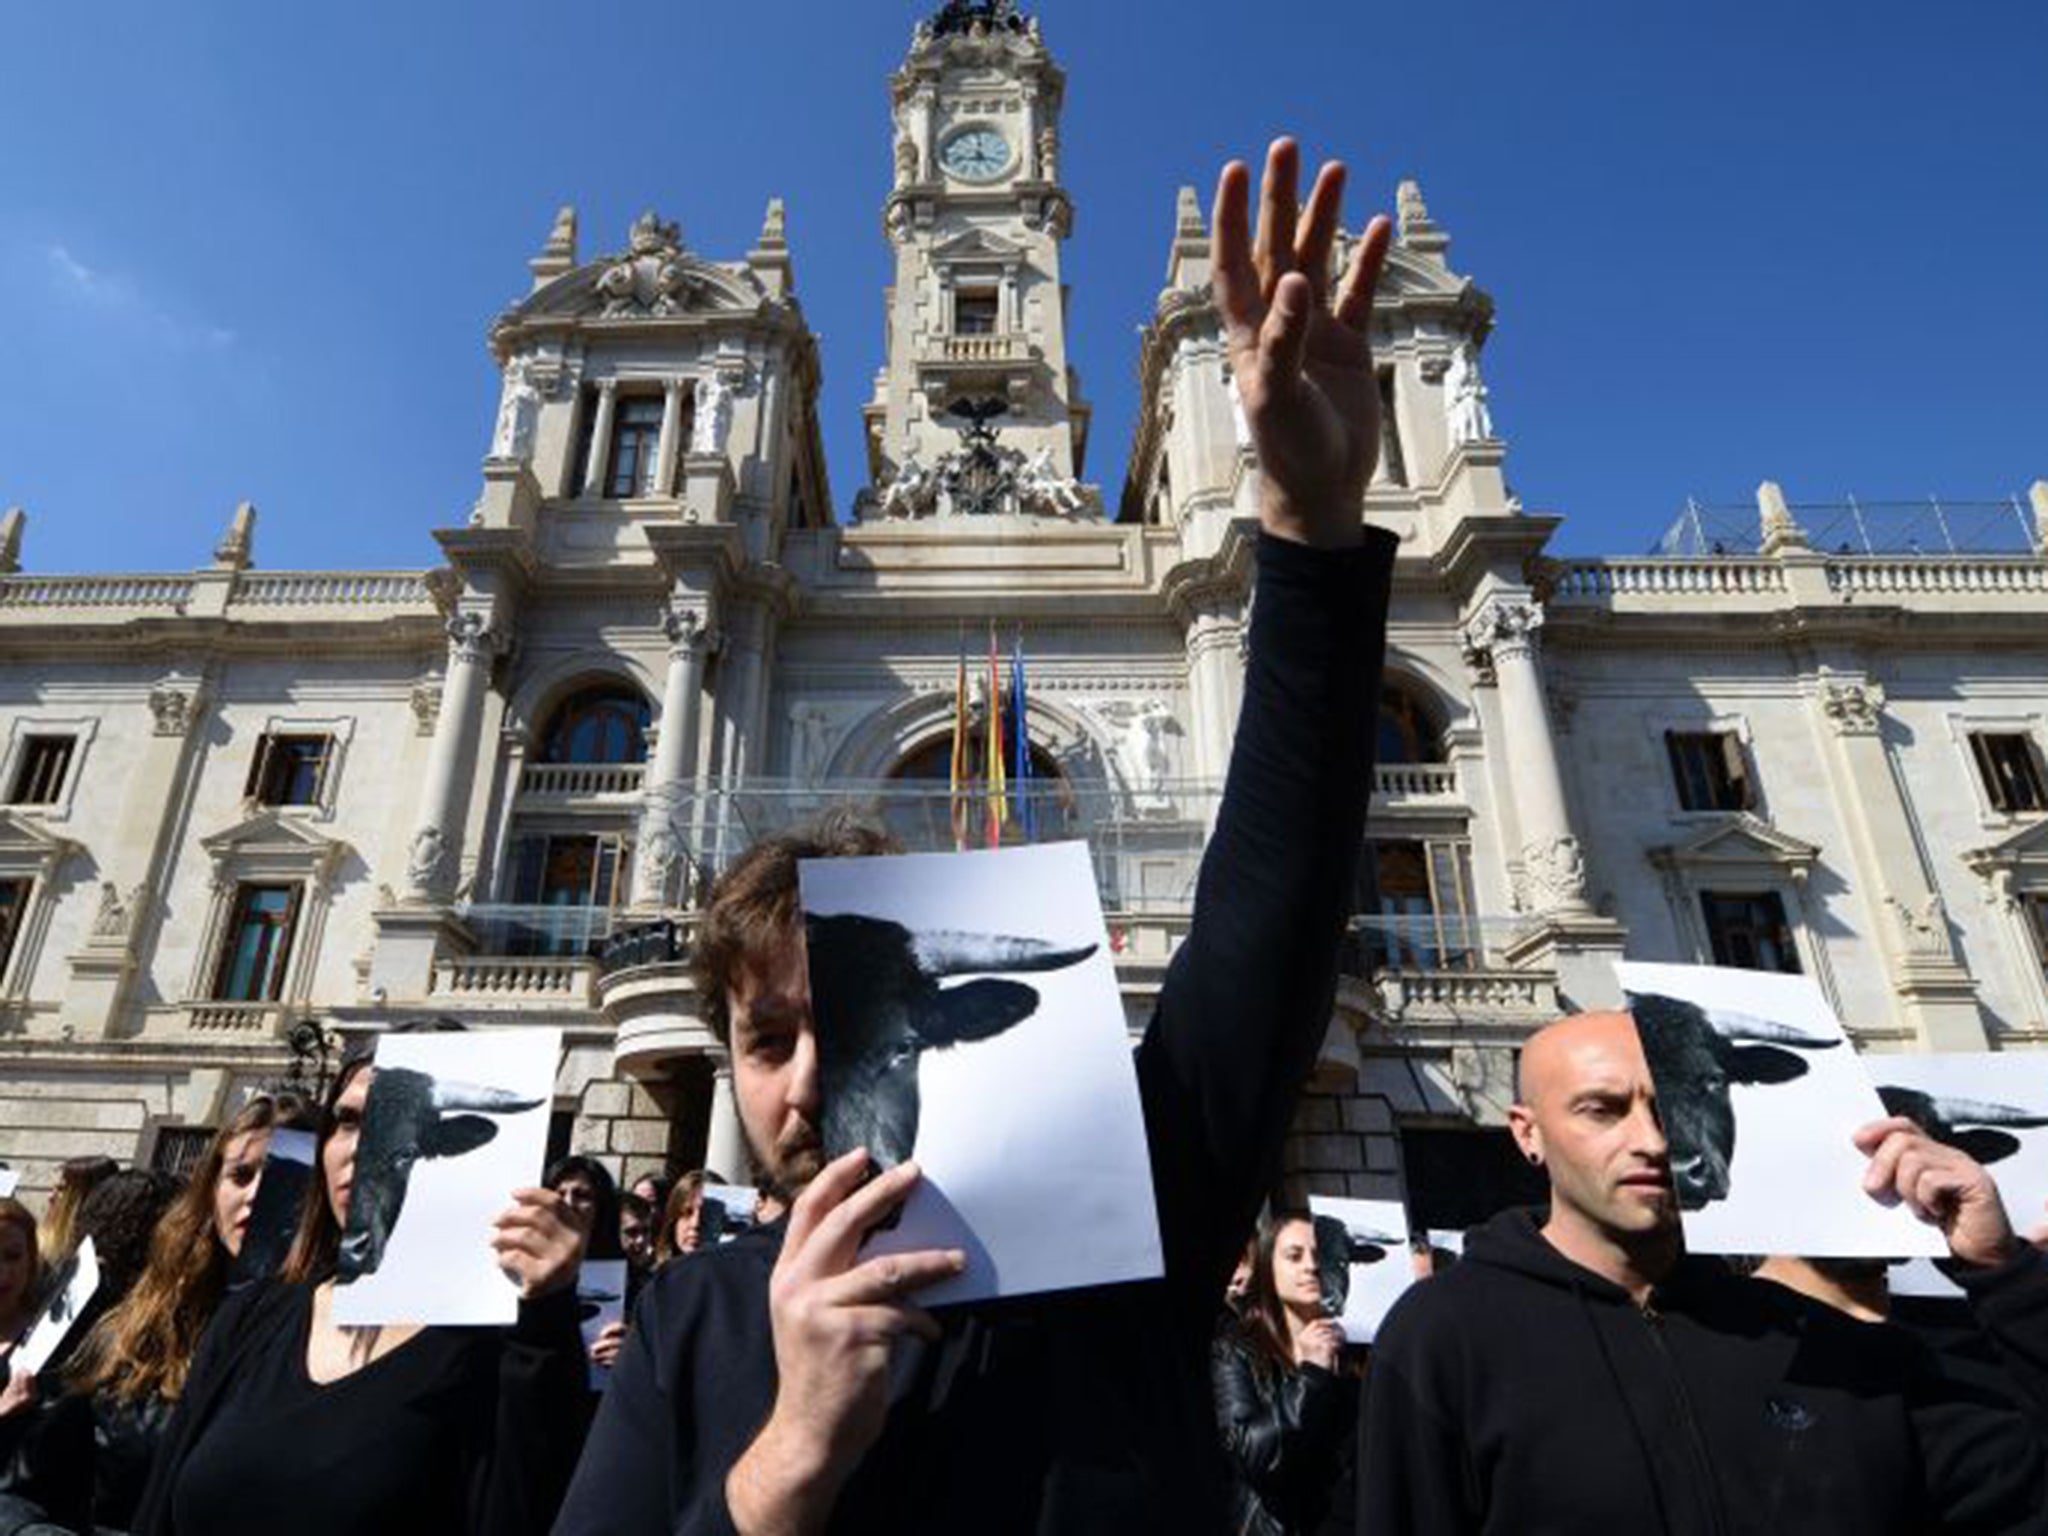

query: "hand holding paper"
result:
(1856, 1116), (2020, 1269)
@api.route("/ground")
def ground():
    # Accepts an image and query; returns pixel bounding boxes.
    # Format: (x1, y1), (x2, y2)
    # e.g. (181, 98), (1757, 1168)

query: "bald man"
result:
(1359, 1010), (2048, 1535)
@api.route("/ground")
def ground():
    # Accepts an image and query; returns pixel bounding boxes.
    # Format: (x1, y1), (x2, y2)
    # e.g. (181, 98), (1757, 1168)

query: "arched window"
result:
(885, 735), (1072, 849)
(538, 685), (651, 764)
(1378, 686), (1445, 766)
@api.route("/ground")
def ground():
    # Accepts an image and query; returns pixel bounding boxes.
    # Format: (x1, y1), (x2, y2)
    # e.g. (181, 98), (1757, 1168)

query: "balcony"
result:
(431, 956), (597, 1005)
(1373, 763), (1459, 803)
(517, 762), (646, 801)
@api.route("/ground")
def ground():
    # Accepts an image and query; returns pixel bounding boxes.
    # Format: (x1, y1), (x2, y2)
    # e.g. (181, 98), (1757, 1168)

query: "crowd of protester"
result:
(4, 137), (2048, 1534)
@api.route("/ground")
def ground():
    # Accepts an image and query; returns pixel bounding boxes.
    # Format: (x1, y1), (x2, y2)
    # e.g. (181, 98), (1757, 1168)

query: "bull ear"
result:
(419, 1113), (501, 1159)
(1951, 1129), (2023, 1166)
(1725, 1043), (1811, 1086)
(923, 978), (1042, 1045)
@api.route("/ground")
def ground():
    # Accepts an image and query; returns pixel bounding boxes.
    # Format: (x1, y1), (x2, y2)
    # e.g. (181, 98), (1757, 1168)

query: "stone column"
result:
(1184, 596), (1245, 794)
(580, 380), (619, 498)
(403, 614), (498, 902)
(1463, 597), (1591, 917)
(655, 378), (687, 498)
(632, 605), (717, 908)
(1809, 667), (1986, 1048)
(704, 1060), (749, 1180)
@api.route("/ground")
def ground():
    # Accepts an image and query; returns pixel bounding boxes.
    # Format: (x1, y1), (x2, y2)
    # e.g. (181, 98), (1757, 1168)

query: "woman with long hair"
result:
(35, 1157), (115, 1272)
(654, 1170), (709, 1265)
(0, 1200), (36, 1350)
(1212, 1212), (1361, 1536)
(133, 1050), (590, 1535)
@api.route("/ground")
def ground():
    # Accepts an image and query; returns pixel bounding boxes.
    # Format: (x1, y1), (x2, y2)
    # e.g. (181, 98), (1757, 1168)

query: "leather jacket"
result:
(1211, 1323), (1359, 1536)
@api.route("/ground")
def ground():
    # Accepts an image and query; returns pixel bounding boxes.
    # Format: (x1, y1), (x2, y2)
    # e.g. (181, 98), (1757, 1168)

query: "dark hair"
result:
(657, 1171), (709, 1265)
(631, 1172), (673, 1215)
(70, 1093), (316, 1405)
(545, 1154), (622, 1261)
(75, 1170), (182, 1306)
(282, 1050), (374, 1285)
(619, 1191), (654, 1225)
(1238, 1209), (1316, 1375)
(692, 811), (900, 1045)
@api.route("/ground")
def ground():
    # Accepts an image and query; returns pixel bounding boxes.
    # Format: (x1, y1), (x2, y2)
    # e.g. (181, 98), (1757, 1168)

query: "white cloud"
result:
(43, 242), (236, 350)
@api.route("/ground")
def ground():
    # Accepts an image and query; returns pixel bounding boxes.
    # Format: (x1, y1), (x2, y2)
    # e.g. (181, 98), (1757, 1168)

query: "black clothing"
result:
(1212, 1323), (1358, 1536)
(0, 1385), (172, 1533)
(554, 530), (1395, 1536)
(1362, 1206), (2048, 1535)
(133, 1280), (587, 1536)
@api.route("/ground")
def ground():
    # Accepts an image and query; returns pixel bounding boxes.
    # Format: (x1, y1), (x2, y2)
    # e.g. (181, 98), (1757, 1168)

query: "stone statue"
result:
(91, 882), (135, 940)
(1016, 447), (1085, 517)
(632, 780), (689, 908)
(691, 372), (739, 455)
(1097, 699), (1180, 814)
(490, 356), (541, 461)
(789, 703), (834, 785)
(878, 451), (938, 519)
(1225, 374), (1252, 451)
(894, 136), (920, 190)
(406, 825), (448, 896)
(1037, 125), (1059, 182)
(1445, 342), (1494, 447)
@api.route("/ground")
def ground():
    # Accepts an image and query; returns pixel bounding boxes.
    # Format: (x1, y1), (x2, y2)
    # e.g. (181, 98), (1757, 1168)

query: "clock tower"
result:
(858, 0), (1095, 520)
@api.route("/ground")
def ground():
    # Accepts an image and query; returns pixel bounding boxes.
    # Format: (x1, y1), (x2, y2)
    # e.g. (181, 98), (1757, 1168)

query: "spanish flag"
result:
(985, 623), (1007, 848)
(949, 637), (971, 851)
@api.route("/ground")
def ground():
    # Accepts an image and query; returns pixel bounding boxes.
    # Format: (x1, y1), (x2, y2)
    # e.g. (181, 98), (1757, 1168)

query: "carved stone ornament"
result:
(1461, 599), (1543, 672)
(446, 612), (496, 665)
(1816, 669), (1885, 736)
(690, 367), (750, 456)
(1444, 341), (1494, 447)
(406, 824), (450, 897)
(489, 355), (542, 462)
(409, 676), (443, 737)
(1888, 891), (1955, 960)
(662, 603), (716, 657)
(595, 212), (699, 318)
(632, 779), (694, 908)
(1520, 833), (1590, 909)
(148, 678), (204, 737)
(90, 881), (144, 940)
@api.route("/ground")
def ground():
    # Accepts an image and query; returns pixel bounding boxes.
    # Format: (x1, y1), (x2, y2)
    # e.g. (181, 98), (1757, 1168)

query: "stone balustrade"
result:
(1548, 559), (1786, 602)
(1373, 763), (1459, 800)
(433, 956), (597, 1002)
(186, 1002), (284, 1034)
(1824, 558), (2048, 596)
(940, 335), (1028, 363)
(0, 575), (199, 610)
(1371, 967), (1559, 1017)
(232, 572), (437, 606)
(518, 762), (647, 799)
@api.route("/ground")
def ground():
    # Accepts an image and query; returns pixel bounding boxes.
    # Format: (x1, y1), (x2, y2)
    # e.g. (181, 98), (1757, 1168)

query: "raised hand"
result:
(1212, 137), (1394, 549)
(728, 1148), (966, 1535)
(492, 1186), (588, 1300)
(1855, 1116), (2020, 1269)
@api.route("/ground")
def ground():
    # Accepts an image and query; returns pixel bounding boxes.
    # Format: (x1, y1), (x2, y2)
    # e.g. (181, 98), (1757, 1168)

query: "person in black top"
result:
(1213, 1212), (1359, 1536)
(1362, 1009), (2048, 1535)
(554, 135), (1397, 1536)
(133, 1051), (591, 1536)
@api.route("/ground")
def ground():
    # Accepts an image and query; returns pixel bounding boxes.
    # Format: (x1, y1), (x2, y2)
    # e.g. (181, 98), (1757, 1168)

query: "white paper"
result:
(577, 1258), (629, 1391)
(1426, 1229), (1465, 1257)
(1868, 1051), (2048, 1299)
(1617, 962), (1944, 1259)
(0, 1166), (18, 1199)
(334, 1028), (560, 1327)
(701, 1184), (759, 1244)
(11, 1236), (100, 1379)
(1308, 1196), (1415, 1343)
(801, 841), (1163, 1305)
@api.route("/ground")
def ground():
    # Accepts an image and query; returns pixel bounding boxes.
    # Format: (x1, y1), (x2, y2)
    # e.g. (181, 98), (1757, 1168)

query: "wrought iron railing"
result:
(1652, 494), (2037, 558)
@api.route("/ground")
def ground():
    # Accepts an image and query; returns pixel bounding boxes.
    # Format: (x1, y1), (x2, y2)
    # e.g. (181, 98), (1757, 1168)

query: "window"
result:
(246, 734), (332, 808)
(1377, 688), (1444, 766)
(0, 878), (29, 983)
(149, 1126), (217, 1180)
(2027, 897), (2048, 978)
(1352, 838), (1477, 971)
(8, 736), (74, 806)
(539, 687), (651, 765)
(1666, 731), (1754, 813)
(503, 834), (630, 956)
(1375, 367), (1407, 488)
(1700, 891), (1801, 974)
(605, 396), (666, 499)
(954, 290), (1000, 336)
(1972, 733), (2048, 815)
(212, 884), (301, 1002)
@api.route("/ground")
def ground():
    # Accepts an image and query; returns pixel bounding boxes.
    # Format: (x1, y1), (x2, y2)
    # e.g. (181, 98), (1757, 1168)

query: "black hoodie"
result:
(1361, 1207), (2048, 1535)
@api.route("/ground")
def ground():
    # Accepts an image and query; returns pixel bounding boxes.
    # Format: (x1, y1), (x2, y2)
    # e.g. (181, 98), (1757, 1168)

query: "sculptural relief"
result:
(1444, 341), (1494, 447)
(489, 356), (541, 461)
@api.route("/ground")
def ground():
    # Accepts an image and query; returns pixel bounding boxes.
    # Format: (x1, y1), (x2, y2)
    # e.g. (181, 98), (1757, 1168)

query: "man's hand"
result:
(1856, 1116), (2021, 1269)
(1212, 137), (1394, 549)
(492, 1186), (587, 1300)
(589, 1319), (627, 1371)
(727, 1149), (966, 1536)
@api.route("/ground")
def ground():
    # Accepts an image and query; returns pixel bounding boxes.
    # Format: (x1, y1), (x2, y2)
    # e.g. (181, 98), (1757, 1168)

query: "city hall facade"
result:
(3, 2), (2046, 1226)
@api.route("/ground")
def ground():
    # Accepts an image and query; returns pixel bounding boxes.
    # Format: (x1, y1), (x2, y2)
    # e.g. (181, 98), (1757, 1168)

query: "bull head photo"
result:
(337, 1067), (544, 1283)
(1629, 994), (1840, 1211)
(1875, 1085), (2048, 1167)
(1311, 1213), (1398, 1321)
(805, 913), (1097, 1172)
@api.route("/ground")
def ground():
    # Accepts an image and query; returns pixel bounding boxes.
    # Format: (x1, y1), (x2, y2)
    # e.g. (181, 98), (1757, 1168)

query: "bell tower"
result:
(858, 0), (1095, 520)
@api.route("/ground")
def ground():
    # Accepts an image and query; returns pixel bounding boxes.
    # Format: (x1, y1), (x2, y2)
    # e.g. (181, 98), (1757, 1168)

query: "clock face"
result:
(941, 128), (1012, 183)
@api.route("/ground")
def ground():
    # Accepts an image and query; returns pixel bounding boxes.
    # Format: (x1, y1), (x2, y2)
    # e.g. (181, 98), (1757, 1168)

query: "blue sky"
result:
(2, 2), (2043, 572)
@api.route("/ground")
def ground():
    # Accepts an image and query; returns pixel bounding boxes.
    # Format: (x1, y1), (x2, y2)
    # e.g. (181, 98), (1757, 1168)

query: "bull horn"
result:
(911, 929), (1098, 979)
(1924, 1095), (2048, 1129)
(1705, 1008), (1839, 1049)
(428, 1079), (544, 1115)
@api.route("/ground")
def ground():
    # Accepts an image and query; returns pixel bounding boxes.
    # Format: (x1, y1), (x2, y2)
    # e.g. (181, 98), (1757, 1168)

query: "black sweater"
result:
(553, 529), (1395, 1536)
(1361, 1207), (2048, 1535)
(131, 1280), (588, 1536)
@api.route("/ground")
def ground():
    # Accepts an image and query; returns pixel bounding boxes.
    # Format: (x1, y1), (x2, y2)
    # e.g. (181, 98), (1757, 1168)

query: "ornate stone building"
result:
(3, 0), (2047, 1226)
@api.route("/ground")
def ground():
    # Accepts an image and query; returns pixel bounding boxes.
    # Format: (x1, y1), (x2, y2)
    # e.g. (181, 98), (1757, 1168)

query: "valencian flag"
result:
(985, 624), (1008, 848)
(949, 636), (972, 851)
(1011, 629), (1035, 842)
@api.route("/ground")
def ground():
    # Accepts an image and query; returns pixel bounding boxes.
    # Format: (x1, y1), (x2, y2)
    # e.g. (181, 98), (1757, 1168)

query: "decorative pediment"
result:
(490, 213), (766, 352)
(201, 809), (350, 886)
(931, 226), (1031, 263)
(1650, 813), (1822, 875)
(0, 809), (78, 873)
(1965, 818), (2048, 910)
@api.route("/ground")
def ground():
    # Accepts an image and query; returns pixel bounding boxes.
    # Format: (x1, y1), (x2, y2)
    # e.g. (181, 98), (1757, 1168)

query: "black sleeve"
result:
(1137, 529), (1394, 1308)
(470, 1286), (592, 1536)
(1958, 1246), (2048, 1418)
(1358, 1305), (1476, 1536)
(1212, 1337), (1354, 1504)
